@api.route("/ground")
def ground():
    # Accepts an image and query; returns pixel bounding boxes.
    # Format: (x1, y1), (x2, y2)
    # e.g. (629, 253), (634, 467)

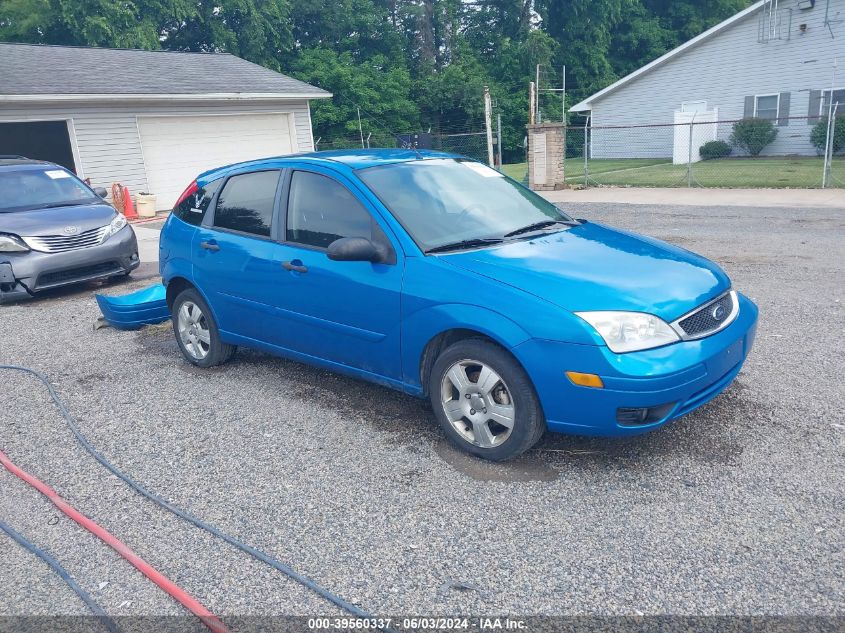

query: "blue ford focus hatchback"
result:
(159, 150), (757, 461)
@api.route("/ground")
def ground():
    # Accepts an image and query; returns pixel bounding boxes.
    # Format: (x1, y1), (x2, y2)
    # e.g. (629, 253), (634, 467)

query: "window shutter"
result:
(744, 95), (755, 119)
(777, 92), (790, 126)
(808, 90), (822, 125)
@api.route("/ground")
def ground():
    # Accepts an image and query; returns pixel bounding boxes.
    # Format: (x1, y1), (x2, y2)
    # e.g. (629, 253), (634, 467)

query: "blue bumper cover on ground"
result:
(95, 284), (170, 330)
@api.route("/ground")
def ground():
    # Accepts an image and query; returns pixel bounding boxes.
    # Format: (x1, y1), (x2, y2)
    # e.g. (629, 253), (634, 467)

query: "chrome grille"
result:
(673, 291), (738, 340)
(23, 226), (109, 253)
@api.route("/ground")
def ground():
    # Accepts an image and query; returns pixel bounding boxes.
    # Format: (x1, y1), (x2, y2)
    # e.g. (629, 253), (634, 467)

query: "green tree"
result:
(291, 48), (419, 143)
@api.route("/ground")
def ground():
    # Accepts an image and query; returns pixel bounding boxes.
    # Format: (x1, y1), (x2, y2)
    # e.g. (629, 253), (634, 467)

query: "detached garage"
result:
(0, 43), (331, 210)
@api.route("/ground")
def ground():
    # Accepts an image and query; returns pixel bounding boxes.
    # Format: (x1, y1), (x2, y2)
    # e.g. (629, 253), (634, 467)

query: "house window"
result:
(754, 94), (779, 120)
(820, 89), (845, 116)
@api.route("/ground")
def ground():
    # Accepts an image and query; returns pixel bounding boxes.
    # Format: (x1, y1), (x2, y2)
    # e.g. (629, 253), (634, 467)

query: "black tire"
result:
(429, 338), (545, 461)
(171, 288), (236, 368)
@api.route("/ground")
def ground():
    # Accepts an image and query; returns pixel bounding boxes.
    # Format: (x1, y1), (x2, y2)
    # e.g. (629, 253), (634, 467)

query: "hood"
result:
(439, 222), (730, 321)
(0, 203), (117, 237)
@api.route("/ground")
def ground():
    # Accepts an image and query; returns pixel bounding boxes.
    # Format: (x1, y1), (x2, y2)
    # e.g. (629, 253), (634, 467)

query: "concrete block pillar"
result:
(527, 123), (566, 191)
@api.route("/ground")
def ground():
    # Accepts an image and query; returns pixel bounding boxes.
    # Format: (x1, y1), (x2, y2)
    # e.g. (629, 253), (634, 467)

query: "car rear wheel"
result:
(429, 339), (545, 461)
(172, 288), (235, 367)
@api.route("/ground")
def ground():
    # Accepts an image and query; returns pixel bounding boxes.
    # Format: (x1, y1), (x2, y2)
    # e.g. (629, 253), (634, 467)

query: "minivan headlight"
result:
(0, 233), (30, 253)
(104, 213), (128, 239)
(575, 311), (680, 353)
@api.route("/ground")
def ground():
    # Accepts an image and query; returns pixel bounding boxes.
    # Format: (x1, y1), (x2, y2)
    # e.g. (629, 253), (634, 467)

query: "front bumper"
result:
(512, 292), (759, 437)
(0, 225), (139, 304)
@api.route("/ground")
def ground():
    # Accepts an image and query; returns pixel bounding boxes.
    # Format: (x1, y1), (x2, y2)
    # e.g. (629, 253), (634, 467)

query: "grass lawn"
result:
(501, 157), (844, 188)
(501, 162), (528, 180)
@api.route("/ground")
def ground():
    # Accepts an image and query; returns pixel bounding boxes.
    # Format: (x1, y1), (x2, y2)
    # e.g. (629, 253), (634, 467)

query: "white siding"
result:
(0, 100), (315, 196)
(588, 0), (843, 158)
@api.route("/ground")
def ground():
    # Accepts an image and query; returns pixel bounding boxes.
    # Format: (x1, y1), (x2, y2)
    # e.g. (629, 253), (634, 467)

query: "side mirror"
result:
(576, 218), (588, 224)
(327, 237), (382, 263)
(93, 187), (108, 198)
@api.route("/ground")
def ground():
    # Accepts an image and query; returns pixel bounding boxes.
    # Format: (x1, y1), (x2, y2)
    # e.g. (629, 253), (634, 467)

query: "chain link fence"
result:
(555, 115), (843, 189)
(503, 116), (843, 188)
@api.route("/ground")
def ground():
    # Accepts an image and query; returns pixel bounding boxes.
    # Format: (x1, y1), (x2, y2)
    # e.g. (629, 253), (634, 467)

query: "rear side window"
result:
(213, 170), (280, 238)
(286, 171), (373, 248)
(173, 179), (222, 226)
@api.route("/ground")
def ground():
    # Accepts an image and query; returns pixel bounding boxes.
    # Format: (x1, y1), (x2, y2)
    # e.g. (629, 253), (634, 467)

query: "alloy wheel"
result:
(177, 300), (211, 360)
(440, 359), (516, 448)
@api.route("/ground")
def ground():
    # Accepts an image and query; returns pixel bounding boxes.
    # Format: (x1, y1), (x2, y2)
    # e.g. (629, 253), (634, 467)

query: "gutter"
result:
(0, 92), (333, 103)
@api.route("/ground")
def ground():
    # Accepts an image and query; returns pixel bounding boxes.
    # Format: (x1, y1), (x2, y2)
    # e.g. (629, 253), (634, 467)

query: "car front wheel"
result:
(172, 288), (235, 367)
(429, 339), (545, 461)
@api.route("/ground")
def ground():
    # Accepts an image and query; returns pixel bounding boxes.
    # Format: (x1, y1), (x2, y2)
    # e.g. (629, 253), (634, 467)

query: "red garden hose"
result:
(0, 448), (229, 633)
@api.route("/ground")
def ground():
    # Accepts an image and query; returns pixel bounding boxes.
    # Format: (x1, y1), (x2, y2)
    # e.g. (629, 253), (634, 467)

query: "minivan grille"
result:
(23, 226), (109, 253)
(36, 261), (121, 289)
(677, 292), (736, 338)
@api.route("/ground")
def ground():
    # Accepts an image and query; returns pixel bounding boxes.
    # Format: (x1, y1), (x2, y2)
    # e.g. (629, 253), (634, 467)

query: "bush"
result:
(699, 140), (732, 160)
(730, 118), (778, 156)
(810, 117), (845, 154)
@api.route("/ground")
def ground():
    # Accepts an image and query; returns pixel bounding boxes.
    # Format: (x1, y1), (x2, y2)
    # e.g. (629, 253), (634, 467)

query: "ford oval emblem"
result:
(711, 304), (726, 321)
(62, 225), (80, 236)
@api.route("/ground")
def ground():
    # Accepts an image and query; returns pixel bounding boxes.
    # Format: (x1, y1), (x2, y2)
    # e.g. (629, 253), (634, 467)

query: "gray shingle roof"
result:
(0, 43), (331, 97)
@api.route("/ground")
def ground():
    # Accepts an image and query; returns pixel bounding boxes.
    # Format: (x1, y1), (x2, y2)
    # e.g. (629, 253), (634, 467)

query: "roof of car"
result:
(0, 157), (55, 168)
(300, 149), (459, 168)
(197, 149), (461, 182)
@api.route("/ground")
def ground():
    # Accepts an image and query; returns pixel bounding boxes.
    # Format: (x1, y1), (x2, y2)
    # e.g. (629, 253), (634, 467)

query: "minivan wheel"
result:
(429, 339), (545, 461)
(172, 288), (235, 367)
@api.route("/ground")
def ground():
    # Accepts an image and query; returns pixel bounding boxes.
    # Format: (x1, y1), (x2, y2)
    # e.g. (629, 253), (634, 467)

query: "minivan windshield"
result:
(0, 167), (100, 213)
(357, 158), (574, 252)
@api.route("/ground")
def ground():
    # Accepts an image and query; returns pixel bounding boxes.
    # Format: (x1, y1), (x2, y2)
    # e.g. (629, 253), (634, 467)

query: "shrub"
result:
(810, 117), (845, 155)
(730, 118), (778, 156)
(699, 140), (732, 160)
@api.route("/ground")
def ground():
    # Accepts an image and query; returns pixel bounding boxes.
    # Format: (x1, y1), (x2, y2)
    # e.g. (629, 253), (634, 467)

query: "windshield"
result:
(0, 167), (100, 213)
(357, 158), (573, 251)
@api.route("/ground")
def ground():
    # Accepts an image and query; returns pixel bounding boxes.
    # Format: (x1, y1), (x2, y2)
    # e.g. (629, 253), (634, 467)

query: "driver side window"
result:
(286, 171), (373, 248)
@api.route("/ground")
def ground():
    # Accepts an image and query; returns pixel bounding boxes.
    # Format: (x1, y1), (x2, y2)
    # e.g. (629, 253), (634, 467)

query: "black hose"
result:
(0, 364), (373, 619)
(0, 519), (120, 633)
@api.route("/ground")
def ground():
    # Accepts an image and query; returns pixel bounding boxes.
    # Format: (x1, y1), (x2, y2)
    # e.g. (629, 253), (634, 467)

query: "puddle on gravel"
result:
(434, 440), (560, 482)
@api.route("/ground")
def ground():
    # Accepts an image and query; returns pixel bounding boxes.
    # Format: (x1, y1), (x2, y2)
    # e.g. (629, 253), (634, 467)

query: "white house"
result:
(570, 0), (844, 159)
(0, 43), (331, 208)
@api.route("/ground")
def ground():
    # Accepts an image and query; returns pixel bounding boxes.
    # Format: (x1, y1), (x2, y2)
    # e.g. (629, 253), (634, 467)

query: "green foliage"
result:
(292, 48), (418, 141)
(730, 118), (778, 156)
(810, 117), (845, 155)
(699, 140), (732, 160)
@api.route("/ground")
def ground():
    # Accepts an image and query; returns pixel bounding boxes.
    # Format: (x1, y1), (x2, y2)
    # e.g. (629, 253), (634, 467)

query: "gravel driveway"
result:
(1, 203), (843, 626)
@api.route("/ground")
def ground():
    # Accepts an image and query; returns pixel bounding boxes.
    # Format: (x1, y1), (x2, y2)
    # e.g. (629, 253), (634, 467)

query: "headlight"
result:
(104, 213), (128, 239)
(575, 311), (680, 353)
(0, 233), (30, 253)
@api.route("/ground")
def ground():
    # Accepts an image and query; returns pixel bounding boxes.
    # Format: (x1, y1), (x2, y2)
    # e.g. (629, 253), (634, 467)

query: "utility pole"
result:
(496, 113), (503, 170)
(484, 86), (494, 167)
(357, 108), (365, 149)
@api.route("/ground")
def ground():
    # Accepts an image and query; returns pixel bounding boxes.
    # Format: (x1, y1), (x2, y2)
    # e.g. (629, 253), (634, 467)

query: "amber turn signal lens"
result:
(565, 371), (604, 388)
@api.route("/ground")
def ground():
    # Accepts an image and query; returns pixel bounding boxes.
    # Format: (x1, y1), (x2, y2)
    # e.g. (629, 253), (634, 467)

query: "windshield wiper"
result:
(503, 219), (573, 238)
(34, 200), (96, 210)
(425, 237), (505, 254)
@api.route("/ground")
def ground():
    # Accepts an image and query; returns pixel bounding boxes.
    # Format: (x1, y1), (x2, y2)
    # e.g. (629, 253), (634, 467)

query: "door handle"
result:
(282, 260), (308, 273)
(200, 241), (220, 252)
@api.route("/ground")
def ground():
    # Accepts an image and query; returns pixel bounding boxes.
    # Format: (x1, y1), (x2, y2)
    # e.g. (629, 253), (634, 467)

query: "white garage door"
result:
(138, 113), (296, 209)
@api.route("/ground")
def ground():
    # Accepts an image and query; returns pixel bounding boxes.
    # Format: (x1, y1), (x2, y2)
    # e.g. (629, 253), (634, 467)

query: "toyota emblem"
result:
(711, 304), (726, 321)
(62, 226), (80, 236)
